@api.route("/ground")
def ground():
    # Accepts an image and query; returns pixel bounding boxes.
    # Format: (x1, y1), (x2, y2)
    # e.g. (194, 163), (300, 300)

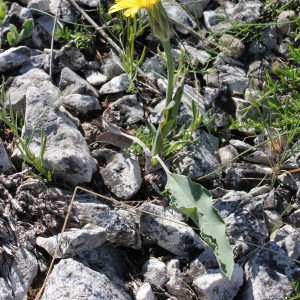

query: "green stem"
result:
(161, 40), (174, 106)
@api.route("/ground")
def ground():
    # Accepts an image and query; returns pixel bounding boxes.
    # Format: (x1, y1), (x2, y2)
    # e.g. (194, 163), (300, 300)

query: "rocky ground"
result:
(0, 0), (300, 299)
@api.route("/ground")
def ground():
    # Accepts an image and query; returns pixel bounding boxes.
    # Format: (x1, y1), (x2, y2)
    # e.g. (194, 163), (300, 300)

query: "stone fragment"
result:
(83, 70), (107, 86)
(166, 259), (180, 277)
(205, 65), (249, 95)
(81, 122), (101, 145)
(165, 276), (194, 300)
(47, 41), (87, 72)
(59, 67), (98, 97)
(229, 139), (253, 152)
(0, 46), (31, 73)
(99, 74), (130, 94)
(177, 0), (209, 18)
(142, 258), (170, 288)
(100, 51), (124, 80)
(270, 225), (300, 259)
(18, 48), (48, 74)
(194, 264), (243, 300)
(277, 11), (297, 36)
(261, 25), (280, 50)
(40, 258), (130, 300)
(264, 210), (283, 234)
(0, 138), (14, 173)
(141, 57), (164, 82)
(218, 145), (239, 170)
(181, 44), (211, 67)
(220, 35), (245, 59)
(136, 283), (155, 300)
(162, 0), (197, 34)
(61, 94), (101, 114)
(244, 150), (273, 166)
(240, 242), (300, 300)
(105, 94), (144, 126)
(0, 247), (38, 299)
(278, 172), (300, 197)
(75, 0), (99, 7)
(49, 0), (77, 23)
(28, 0), (50, 13)
(140, 202), (207, 256)
(172, 129), (221, 180)
(100, 151), (142, 200)
(36, 225), (107, 258)
(25, 74), (97, 185)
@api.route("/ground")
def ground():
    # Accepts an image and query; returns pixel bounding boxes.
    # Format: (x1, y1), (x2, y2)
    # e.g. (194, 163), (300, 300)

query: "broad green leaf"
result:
(0, 0), (7, 26)
(21, 18), (34, 39)
(165, 172), (234, 279)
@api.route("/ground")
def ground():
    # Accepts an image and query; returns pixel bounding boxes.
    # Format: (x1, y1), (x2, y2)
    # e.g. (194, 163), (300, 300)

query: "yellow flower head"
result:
(108, 0), (160, 18)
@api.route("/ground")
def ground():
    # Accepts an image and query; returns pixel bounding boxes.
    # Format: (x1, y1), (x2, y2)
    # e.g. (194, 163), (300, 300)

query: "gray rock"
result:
(47, 41), (87, 72)
(203, 1), (261, 33)
(240, 242), (300, 300)
(177, 0), (209, 18)
(140, 202), (207, 256)
(105, 94), (144, 126)
(247, 60), (265, 89)
(218, 144), (239, 170)
(28, 0), (50, 13)
(261, 26), (281, 50)
(225, 163), (271, 191)
(193, 264), (243, 300)
(61, 94), (101, 114)
(24, 74), (97, 185)
(281, 152), (300, 169)
(59, 105), (81, 128)
(83, 70), (107, 86)
(284, 208), (300, 228)
(141, 57), (164, 82)
(0, 138), (14, 173)
(73, 199), (141, 249)
(277, 10), (297, 36)
(219, 35), (245, 59)
(162, 0), (197, 34)
(264, 210), (283, 234)
(204, 65), (249, 95)
(48, 0), (77, 23)
(223, 195), (268, 256)
(3, 3), (32, 29)
(229, 139), (253, 152)
(18, 48), (48, 74)
(248, 40), (266, 54)
(249, 184), (271, 196)
(100, 51), (124, 80)
(172, 129), (221, 180)
(244, 150), (273, 166)
(0, 46), (31, 73)
(270, 225), (300, 259)
(99, 74), (130, 94)
(166, 259), (180, 277)
(165, 276), (194, 300)
(59, 67), (98, 97)
(40, 258), (130, 300)
(136, 283), (155, 300)
(181, 44), (211, 67)
(31, 23), (52, 50)
(36, 15), (57, 37)
(278, 172), (300, 196)
(193, 248), (219, 270)
(203, 87), (217, 109)
(75, 0), (99, 8)
(100, 151), (142, 200)
(142, 258), (170, 288)
(81, 122), (101, 145)
(36, 225), (107, 258)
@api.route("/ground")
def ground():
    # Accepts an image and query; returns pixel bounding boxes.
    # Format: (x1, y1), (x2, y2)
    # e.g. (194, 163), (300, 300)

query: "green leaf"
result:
(165, 172), (234, 279)
(21, 18), (34, 39)
(0, 0), (7, 26)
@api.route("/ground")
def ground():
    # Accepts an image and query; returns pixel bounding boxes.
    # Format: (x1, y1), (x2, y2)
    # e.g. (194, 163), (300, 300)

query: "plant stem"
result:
(161, 40), (174, 106)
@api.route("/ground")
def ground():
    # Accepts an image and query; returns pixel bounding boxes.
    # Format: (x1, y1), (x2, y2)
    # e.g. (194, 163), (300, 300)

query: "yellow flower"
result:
(108, 0), (160, 18)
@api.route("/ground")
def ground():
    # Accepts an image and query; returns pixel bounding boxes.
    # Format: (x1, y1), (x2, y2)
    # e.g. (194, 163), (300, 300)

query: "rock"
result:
(278, 172), (300, 197)
(140, 202), (207, 257)
(193, 264), (243, 300)
(61, 94), (101, 114)
(31, 22), (52, 50)
(203, 1), (261, 33)
(100, 151), (142, 200)
(166, 259), (180, 277)
(162, 0), (197, 34)
(261, 25), (281, 50)
(40, 258), (131, 300)
(204, 65), (249, 96)
(142, 258), (170, 288)
(0, 138), (14, 173)
(223, 195), (268, 256)
(248, 40), (266, 54)
(244, 150), (273, 166)
(277, 10), (296, 36)
(270, 225), (300, 259)
(181, 44), (211, 67)
(100, 51), (124, 81)
(75, 0), (99, 7)
(229, 139), (253, 152)
(99, 74), (130, 94)
(203, 87), (217, 109)
(18, 48), (48, 74)
(28, 0), (50, 13)
(81, 122), (101, 145)
(141, 57), (164, 82)
(172, 129), (221, 180)
(49, 0), (77, 23)
(264, 209), (283, 234)
(249, 184), (270, 196)
(165, 276), (194, 300)
(177, 0), (209, 18)
(36, 225), (107, 258)
(0, 46), (31, 73)
(47, 41), (87, 72)
(219, 35), (245, 59)
(59, 67), (98, 97)
(239, 242), (300, 300)
(247, 60), (265, 89)
(0, 247), (37, 299)
(218, 145), (239, 170)
(73, 199), (141, 249)
(225, 163), (271, 191)
(105, 94), (144, 126)
(24, 74), (97, 185)
(136, 283), (155, 300)
(83, 70), (107, 86)
(192, 248), (219, 270)
(281, 152), (300, 169)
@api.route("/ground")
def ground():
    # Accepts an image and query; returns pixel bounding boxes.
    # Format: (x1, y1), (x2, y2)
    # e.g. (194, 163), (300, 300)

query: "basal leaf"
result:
(165, 172), (234, 279)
